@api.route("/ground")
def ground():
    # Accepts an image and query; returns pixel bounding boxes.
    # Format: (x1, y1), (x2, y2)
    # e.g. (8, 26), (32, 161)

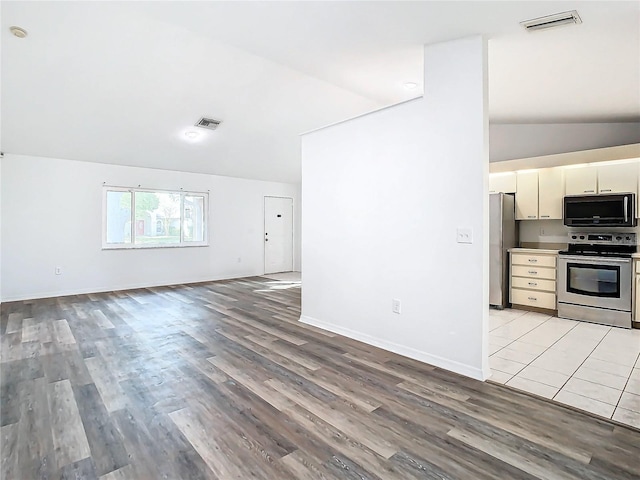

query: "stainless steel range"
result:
(558, 232), (637, 329)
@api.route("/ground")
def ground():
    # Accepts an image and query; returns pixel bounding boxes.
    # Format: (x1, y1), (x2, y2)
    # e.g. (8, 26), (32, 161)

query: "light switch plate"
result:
(456, 228), (473, 244)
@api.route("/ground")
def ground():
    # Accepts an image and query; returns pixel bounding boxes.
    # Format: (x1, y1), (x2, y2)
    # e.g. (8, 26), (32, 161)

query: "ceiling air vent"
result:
(195, 117), (222, 130)
(520, 10), (582, 31)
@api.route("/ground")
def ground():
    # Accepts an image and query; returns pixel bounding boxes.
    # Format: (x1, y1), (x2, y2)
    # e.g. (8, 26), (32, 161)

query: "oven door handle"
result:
(560, 255), (631, 265)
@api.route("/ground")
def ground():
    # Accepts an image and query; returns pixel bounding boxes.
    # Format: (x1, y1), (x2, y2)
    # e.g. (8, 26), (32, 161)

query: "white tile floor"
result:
(262, 271), (302, 282)
(489, 308), (640, 429)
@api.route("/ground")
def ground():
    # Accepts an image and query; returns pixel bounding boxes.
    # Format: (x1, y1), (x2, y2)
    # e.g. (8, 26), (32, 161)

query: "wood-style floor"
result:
(1, 277), (639, 480)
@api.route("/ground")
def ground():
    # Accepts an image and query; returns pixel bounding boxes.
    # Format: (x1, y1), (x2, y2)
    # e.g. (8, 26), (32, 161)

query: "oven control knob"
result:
(571, 235), (577, 239)
(579, 236), (585, 240)
(626, 236), (631, 240)
(617, 236), (622, 240)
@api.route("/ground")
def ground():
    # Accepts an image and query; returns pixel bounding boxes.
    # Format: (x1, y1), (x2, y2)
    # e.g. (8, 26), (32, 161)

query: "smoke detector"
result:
(521, 10), (582, 32)
(195, 117), (222, 130)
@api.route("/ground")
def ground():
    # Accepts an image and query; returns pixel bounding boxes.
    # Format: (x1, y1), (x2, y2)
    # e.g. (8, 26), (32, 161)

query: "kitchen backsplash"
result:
(518, 219), (640, 246)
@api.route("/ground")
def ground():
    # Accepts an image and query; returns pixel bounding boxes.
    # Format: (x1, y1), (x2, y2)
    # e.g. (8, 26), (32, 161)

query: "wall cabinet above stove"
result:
(565, 166), (598, 195)
(597, 162), (639, 195)
(489, 147), (640, 221)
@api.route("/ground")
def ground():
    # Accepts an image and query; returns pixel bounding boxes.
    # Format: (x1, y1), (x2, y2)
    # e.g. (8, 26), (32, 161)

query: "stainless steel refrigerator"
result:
(489, 193), (517, 309)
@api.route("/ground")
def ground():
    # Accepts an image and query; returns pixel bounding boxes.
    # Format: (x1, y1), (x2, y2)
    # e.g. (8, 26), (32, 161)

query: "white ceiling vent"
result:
(195, 117), (222, 130)
(521, 10), (582, 32)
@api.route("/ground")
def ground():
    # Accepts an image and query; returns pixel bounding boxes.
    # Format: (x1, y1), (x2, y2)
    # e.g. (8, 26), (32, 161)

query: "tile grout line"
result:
(490, 311), (640, 422)
(490, 313), (580, 384)
(499, 319), (620, 394)
(494, 314), (638, 423)
(489, 313), (556, 359)
(493, 316), (580, 384)
(612, 349), (640, 415)
(550, 327), (622, 419)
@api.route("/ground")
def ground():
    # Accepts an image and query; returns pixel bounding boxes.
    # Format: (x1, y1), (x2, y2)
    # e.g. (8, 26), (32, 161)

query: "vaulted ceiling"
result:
(2, 1), (638, 183)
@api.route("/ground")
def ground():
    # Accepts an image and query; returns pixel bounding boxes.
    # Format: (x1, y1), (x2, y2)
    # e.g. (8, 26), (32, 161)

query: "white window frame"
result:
(102, 186), (209, 249)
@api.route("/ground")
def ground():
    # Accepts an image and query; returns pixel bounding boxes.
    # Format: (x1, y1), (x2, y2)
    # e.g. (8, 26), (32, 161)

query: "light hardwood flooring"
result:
(1, 277), (639, 479)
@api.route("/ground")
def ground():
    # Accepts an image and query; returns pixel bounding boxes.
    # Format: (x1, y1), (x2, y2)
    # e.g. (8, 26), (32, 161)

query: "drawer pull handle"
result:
(528, 270), (538, 274)
(600, 189), (612, 192)
(528, 297), (537, 301)
(528, 259), (537, 263)
(541, 215), (550, 218)
(584, 190), (595, 193)
(528, 215), (536, 218)
(528, 282), (537, 286)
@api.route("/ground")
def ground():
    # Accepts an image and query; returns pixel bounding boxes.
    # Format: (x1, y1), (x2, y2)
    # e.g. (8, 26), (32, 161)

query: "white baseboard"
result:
(0, 272), (260, 303)
(300, 315), (485, 381)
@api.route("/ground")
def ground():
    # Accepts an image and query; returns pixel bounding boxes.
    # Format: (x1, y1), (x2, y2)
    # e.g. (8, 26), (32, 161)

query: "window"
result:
(103, 187), (208, 248)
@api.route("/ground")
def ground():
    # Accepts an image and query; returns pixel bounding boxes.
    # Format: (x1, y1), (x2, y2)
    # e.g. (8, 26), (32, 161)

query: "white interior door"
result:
(264, 196), (294, 274)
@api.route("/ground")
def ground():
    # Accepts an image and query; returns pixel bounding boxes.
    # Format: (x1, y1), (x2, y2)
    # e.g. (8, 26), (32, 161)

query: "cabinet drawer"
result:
(512, 254), (556, 268)
(511, 265), (556, 280)
(511, 289), (556, 310)
(511, 277), (556, 292)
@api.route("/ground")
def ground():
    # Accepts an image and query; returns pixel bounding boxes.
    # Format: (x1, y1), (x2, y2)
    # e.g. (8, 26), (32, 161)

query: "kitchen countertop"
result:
(509, 243), (565, 255)
(509, 247), (561, 255)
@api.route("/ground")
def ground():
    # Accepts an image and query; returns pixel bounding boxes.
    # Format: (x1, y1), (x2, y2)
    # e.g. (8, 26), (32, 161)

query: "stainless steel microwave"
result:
(563, 193), (636, 227)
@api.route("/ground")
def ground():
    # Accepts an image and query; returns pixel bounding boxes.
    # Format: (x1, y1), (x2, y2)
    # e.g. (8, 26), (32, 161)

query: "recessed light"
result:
(10, 26), (28, 38)
(185, 131), (199, 139)
(403, 82), (418, 90)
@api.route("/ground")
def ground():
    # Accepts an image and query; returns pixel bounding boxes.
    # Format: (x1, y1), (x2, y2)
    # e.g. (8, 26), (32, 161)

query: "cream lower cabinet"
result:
(510, 251), (557, 310)
(635, 275), (640, 325)
(634, 260), (640, 325)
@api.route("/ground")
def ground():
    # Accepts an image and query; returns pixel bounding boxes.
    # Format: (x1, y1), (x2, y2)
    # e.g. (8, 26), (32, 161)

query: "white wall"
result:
(294, 182), (302, 272)
(301, 36), (489, 380)
(490, 122), (640, 163)
(0, 155), (2, 303)
(1, 154), (300, 301)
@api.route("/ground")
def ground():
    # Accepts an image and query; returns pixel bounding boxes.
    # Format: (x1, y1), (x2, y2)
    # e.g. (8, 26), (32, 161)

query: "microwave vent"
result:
(520, 10), (582, 32)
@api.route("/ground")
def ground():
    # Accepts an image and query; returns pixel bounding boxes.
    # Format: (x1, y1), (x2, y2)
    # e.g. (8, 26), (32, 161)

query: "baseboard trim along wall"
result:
(0, 273), (259, 303)
(300, 315), (486, 381)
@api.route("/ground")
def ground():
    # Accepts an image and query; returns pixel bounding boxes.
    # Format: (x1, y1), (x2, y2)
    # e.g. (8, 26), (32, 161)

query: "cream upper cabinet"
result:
(564, 166), (598, 195)
(538, 167), (565, 219)
(597, 162), (638, 195)
(515, 171), (538, 220)
(489, 172), (516, 193)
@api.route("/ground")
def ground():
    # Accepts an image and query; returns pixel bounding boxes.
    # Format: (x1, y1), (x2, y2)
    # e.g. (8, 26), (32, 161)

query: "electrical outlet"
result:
(456, 228), (473, 244)
(55, 266), (62, 275)
(392, 299), (401, 314)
